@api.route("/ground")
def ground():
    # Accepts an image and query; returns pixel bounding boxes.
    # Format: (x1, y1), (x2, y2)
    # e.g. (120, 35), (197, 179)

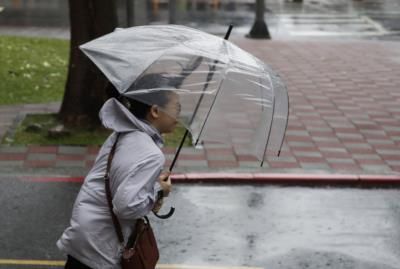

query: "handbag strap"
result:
(104, 133), (125, 245)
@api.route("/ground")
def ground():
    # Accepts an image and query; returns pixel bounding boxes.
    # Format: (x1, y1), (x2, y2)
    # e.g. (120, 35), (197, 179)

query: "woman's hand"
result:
(159, 171), (172, 197)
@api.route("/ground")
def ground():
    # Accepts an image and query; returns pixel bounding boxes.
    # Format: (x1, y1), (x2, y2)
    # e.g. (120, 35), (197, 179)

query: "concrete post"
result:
(247, 0), (271, 39)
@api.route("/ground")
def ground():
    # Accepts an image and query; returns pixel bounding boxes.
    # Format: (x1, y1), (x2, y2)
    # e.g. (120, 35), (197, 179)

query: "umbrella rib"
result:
(276, 85), (290, 157)
(193, 62), (228, 146)
(123, 41), (200, 93)
(122, 47), (174, 93)
(266, 71), (289, 157)
(260, 74), (276, 167)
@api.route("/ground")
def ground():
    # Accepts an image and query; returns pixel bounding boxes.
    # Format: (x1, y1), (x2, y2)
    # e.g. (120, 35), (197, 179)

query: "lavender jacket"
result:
(57, 98), (164, 268)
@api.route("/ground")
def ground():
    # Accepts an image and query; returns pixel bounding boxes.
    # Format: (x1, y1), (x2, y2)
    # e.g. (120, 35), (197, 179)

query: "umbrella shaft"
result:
(224, 24), (233, 39)
(169, 25), (233, 172)
(188, 24), (233, 127)
(169, 129), (189, 172)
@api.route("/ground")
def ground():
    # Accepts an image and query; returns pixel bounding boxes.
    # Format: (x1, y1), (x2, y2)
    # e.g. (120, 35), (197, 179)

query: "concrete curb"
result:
(172, 173), (400, 186)
(23, 173), (400, 186)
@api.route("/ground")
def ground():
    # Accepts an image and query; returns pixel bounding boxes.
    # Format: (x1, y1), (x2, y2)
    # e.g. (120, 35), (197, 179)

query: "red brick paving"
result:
(28, 146), (58, 154)
(208, 160), (239, 168)
(1, 39), (400, 174)
(56, 154), (86, 161)
(0, 153), (25, 161)
(25, 160), (56, 168)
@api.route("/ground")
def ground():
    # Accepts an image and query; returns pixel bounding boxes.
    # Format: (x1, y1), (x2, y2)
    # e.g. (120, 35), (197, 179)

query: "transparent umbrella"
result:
(80, 24), (288, 169)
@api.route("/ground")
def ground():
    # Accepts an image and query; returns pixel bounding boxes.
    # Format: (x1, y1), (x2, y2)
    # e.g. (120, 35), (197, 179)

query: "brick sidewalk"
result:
(1, 39), (400, 175)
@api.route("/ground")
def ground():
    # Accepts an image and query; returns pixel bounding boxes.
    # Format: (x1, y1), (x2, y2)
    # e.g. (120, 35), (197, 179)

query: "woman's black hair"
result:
(122, 73), (174, 120)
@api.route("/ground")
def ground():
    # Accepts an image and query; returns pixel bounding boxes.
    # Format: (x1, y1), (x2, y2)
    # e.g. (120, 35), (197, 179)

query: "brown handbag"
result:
(104, 134), (159, 269)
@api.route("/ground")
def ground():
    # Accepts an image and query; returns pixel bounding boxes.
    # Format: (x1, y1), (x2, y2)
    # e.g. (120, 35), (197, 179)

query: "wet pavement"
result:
(158, 184), (400, 269)
(1, 173), (400, 268)
(0, 0), (400, 40)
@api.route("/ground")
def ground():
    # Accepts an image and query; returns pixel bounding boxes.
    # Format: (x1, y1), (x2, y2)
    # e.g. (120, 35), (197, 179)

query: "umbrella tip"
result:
(277, 150), (281, 157)
(224, 25), (234, 40)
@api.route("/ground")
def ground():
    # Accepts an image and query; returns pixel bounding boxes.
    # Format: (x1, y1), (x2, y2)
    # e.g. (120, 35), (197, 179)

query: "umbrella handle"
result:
(153, 207), (175, 219)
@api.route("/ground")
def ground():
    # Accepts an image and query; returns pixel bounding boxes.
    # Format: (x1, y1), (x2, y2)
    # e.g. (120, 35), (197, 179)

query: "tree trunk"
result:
(59, 0), (118, 127)
(247, 0), (270, 39)
(126, 0), (134, 27)
(169, 0), (177, 24)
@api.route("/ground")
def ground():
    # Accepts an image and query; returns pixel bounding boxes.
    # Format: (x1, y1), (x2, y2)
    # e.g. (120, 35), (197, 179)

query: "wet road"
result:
(0, 0), (400, 40)
(1, 174), (400, 268)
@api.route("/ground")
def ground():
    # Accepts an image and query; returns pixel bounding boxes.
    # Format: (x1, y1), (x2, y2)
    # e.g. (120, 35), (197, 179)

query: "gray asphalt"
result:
(1, 173), (400, 268)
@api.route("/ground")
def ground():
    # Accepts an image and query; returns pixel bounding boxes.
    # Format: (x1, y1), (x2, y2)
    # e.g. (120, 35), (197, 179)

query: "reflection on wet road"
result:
(157, 185), (400, 268)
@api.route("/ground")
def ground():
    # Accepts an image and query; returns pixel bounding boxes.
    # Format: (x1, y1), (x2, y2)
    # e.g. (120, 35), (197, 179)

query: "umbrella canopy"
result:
(80, 25), (288, 161)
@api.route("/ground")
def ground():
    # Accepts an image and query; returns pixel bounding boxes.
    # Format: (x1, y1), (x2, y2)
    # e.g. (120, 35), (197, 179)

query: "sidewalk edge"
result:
(22, 172), (400, 186)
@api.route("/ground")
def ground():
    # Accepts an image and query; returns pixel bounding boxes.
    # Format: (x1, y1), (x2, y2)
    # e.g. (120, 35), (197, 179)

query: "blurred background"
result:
(0, 0), (399, 40)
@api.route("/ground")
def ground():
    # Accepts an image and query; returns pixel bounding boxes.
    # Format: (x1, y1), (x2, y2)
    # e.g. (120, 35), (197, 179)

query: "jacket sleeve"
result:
(112, 154), (164, 220)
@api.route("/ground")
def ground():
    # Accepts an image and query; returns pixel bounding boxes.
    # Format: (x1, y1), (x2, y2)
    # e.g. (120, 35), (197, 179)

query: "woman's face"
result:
(156, 92), (181, 134)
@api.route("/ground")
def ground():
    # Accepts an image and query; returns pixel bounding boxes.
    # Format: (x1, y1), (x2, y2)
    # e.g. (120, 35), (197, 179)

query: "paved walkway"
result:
(1, 36), (399, 176)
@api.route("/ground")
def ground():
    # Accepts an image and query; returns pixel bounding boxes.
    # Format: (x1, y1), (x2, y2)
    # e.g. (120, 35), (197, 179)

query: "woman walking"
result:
(57, 74), (180, 269)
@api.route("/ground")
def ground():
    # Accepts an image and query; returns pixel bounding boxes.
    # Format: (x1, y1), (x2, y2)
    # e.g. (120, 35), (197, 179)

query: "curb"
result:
(173, 173), (400, 186)
(23, 173), (400, 186)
